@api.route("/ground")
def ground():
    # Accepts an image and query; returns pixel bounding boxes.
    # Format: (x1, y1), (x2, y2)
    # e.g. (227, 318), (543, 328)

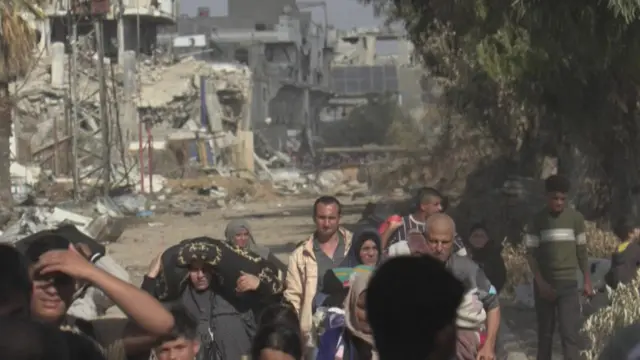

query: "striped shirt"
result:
(524, 207), (587, 281)
(387, 215), (467, 256)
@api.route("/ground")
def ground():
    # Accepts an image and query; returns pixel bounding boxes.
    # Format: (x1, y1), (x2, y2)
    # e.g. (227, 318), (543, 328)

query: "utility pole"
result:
(69, 17), (80, 200)
(94, 18), (111, 194)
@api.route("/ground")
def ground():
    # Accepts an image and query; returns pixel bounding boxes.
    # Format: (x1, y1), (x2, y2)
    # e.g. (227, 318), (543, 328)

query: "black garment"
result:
(469, 246), (507, 294)
(318, 270), (350, 308)
(140, 275), (157, 296)
(534, 280), (582, 360)
(605, 241), (640, 288)
(342, 330), (374, 360)
(61, 318), (108, 360)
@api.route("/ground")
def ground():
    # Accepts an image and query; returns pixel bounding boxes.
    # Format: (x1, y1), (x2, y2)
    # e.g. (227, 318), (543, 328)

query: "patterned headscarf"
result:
(175, 239), (221, 268)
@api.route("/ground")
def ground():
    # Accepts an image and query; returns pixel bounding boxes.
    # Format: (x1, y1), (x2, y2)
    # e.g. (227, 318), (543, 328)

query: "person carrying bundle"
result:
(141, 237), (283, 360)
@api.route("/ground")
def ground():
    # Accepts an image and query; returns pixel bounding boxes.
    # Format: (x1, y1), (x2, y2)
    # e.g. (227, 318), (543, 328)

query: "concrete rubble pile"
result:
(262, 167), (369, 197)
(11, 47), (369, 202)
(137, 57), (252, 128)
(14, 52), (252, 169)
(0, 206), (125, 246)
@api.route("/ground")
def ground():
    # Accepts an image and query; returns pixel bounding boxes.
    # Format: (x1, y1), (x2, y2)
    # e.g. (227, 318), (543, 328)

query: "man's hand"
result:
(236, 271), (260, 292)
(388, 218), (403, 231)
(583, 278), (594, 297)
(477, 344), (496, 360)
(536, 279), (556, 300)
(34, 244), (97, 281)
(147, 252), (163, 279)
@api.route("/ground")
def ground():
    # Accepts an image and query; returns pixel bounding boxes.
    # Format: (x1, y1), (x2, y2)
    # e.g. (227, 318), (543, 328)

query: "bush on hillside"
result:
(580, 270), (640, 360)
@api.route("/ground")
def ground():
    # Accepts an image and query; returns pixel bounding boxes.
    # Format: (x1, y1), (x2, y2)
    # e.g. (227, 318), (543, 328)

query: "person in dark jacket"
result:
(605, 218), (640, 288)
(466, 223), (507, 294)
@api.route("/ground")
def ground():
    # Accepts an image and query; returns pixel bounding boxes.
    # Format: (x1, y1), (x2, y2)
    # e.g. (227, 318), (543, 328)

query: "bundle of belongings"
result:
(144, 236), (284, 360)
(14, 225), (131, 320)
(148, 236), (283, 302)
(310, 265), (373, 348)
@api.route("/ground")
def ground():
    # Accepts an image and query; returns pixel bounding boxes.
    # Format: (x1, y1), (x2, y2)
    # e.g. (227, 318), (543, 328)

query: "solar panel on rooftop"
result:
(330, 65), (398, 95)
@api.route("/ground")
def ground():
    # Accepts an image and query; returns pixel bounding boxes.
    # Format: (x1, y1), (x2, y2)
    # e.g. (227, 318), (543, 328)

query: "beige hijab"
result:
(344, 271), (379, 360)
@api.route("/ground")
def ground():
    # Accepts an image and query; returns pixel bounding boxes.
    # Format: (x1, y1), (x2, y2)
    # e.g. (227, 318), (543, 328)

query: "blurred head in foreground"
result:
(251, 324), (303, 360)
(366, 256), (464, 360)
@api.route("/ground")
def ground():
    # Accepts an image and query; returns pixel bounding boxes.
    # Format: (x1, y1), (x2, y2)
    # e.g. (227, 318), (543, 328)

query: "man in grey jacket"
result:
(424, 214), (501, 360)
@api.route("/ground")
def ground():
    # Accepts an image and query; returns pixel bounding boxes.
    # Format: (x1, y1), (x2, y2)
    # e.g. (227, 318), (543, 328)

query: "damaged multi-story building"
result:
(156, 0), (335, 157)
(11, 0), (433, 196)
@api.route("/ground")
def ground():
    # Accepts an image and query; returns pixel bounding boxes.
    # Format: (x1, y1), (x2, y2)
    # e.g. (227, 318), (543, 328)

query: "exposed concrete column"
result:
(233, 130), (255, 173)
(122, 51), (137, 141)
(364, 35), (376, 65)
(397, 40), (412, 65)
(118, 18), (137, 63)
(117, 14), (125, 65)
(39, 18), (51, 55)
(50, 42), (65, 88)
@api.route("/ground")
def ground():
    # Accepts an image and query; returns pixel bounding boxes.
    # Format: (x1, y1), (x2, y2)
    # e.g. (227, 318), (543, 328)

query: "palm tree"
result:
(0, 0), (44, 215)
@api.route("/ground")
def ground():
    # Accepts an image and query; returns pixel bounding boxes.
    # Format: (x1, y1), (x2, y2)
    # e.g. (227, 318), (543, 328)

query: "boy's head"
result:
(614, 218), (637, 242)
(366, 256), (464, 360)
(544, 175), (570, 213)
(154, 305), (200, 360)
(24, 235), (76, 324)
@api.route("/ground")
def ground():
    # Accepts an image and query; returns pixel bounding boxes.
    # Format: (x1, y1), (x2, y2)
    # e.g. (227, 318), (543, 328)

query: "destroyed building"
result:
(157, 0), (335, 155)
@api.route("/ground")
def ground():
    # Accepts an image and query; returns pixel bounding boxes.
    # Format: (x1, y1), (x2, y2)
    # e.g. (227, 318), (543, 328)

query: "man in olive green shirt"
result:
(524, 175), (592, 360)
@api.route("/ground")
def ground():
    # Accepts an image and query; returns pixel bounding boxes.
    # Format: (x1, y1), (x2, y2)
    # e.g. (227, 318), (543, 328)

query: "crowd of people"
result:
(3, 174), (640, 360)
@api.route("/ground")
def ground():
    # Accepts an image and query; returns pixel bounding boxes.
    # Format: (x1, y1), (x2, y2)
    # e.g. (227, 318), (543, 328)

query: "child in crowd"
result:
(153, 305), (200, 360)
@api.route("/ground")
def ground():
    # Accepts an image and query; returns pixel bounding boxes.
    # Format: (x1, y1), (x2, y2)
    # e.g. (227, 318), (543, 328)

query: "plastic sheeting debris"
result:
(0, 207), (92, 245)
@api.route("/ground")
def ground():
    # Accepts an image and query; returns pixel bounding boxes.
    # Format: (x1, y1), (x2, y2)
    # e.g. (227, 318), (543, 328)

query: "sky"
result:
(180, 0), (385, 30)
(180, 0), (395, 53)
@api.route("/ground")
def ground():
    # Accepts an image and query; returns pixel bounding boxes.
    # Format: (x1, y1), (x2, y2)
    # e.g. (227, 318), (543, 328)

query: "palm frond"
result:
(0, 0), (44, 82)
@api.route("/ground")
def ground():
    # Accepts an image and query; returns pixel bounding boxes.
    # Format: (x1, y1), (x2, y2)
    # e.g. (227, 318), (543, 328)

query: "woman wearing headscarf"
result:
(316, 271), (378, 360)
(225, 219), (271, 260)
(343, 227), (382, 268)
(225, 219), (285, 276)
(175, 239), (282, 360)
(466, 223), (506, 294)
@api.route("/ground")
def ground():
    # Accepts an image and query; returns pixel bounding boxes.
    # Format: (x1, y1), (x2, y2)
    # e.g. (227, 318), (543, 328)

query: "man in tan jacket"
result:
(284, 196), (353, 351)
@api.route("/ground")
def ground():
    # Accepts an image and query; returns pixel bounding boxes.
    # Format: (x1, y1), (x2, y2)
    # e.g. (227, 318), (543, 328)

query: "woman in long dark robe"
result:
(142, 236), (282, 360)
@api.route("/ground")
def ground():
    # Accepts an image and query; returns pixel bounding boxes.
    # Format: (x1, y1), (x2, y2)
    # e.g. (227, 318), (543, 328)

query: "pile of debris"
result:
(137, 58), (252, 127)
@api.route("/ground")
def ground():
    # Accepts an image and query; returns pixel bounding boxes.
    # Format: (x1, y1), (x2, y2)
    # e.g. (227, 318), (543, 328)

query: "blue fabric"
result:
(316, 311), (346, 360)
